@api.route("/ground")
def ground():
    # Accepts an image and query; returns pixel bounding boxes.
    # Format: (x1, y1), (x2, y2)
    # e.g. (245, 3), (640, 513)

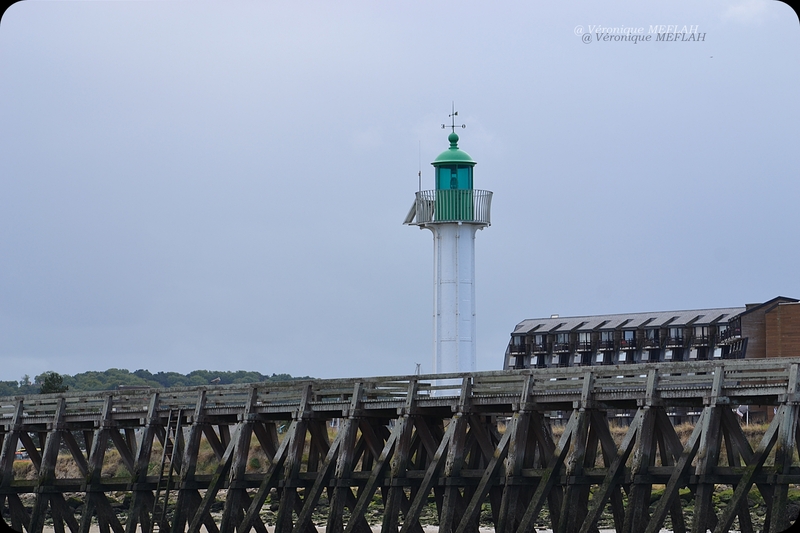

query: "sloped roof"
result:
(511, 306), (747, 335)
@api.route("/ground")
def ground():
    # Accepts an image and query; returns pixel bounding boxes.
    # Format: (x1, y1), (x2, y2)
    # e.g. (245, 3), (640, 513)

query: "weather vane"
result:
(441, 102), (466, 133)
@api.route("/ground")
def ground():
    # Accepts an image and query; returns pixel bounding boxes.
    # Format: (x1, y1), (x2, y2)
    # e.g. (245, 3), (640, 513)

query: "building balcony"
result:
(552, 343), (571, 353)
(619, 339), (637, 349)
(406, 189), (493, 225)
(665, 336), (686, 348)
(576, 341), (593, 352)
(691, 336), (710, 347)
(598, 340), (615, 350)
(508, 337), (528, 355)
(717, 327), (741, 343)
(531, 344), (548, 354)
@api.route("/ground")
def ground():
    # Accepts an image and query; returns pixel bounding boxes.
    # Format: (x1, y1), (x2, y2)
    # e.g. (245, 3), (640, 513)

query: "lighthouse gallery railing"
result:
(414, 189), (492, 224)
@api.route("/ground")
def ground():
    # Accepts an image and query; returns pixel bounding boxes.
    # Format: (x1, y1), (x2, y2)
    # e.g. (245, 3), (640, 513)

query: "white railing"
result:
(413, 189), (492, 225)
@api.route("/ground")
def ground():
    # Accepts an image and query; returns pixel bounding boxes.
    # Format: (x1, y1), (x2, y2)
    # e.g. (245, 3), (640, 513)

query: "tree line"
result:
(0, 368), (308, 396)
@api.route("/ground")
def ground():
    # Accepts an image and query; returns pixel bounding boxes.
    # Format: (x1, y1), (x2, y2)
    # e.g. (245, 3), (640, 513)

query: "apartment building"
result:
(504, 296), (800, 370)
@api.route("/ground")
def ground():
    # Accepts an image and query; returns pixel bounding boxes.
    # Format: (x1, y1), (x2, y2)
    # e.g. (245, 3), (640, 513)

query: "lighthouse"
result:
(404, 114), (492, 375)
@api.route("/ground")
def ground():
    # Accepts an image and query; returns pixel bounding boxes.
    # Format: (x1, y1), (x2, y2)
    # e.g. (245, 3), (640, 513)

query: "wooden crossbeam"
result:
(236, 418), (293, 533)
(713, 405), (784, 533)
(29, 398), (66, 533)
(624, 407), (656, 533)
(644, 409), (707, 533)
(325, 383), (366, 533)
(293, 425), (340, 531)
(515, 408), (580, 533)
(8, 493), (31, 532)
(578, 408), (644, 533)
(767, 363), (799, 533)
(719, 408), (754, 533)
(399, 416), (457, 533)
(187, 424), (242, 533)
(80, 396), (115, 533)
(440, 379), (472, 533)
(125, 393), (160, 533)
(344, 428), (399, 533)
(0, 401), (24, 491)
(18, 432), (42, 472)
(220, 387), (260, 533)
(382, 380), (421, 533)
(454, 418), (512, 533)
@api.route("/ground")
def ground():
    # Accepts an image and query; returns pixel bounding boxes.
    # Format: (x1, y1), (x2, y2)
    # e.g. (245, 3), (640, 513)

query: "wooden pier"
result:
(1, 358), (799, 533)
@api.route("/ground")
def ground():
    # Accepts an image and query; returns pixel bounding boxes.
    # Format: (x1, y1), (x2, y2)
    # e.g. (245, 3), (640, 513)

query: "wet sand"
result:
(43, 524), (672, 533)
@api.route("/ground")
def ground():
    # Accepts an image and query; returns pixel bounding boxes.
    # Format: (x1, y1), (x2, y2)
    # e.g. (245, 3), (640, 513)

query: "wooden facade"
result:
(767, 302), (800, 360)
(1, 359), (799, 533)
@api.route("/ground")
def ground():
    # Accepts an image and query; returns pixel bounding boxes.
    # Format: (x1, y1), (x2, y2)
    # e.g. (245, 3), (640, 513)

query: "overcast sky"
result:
(1, 0), (798, 382)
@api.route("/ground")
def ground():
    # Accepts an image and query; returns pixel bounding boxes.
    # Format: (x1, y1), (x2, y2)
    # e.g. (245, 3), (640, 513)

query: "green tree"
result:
(38, 371), (69, 394)
(5, 368), (308, 395)
(18, 375), (36, 395)
(0, 381), (20, 396)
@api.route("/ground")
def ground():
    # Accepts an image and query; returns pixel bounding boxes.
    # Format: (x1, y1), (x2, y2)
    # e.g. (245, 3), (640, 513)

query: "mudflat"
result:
(43, 524), (672, 533)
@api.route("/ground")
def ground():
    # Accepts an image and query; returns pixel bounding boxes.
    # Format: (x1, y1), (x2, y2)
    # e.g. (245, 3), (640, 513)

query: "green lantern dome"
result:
(432, 132), (476, 166)
(432, 132), (475, 192)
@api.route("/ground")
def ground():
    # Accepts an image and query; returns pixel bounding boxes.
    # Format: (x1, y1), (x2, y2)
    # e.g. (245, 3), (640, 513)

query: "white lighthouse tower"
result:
(404, 114), (492, 375)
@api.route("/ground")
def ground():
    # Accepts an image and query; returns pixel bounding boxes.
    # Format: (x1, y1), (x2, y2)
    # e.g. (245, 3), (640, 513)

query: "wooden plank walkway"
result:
(1, 358), (798, 533)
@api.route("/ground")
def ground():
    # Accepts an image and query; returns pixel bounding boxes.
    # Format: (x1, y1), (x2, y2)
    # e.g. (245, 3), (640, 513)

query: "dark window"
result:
(621, 330), (635, 348)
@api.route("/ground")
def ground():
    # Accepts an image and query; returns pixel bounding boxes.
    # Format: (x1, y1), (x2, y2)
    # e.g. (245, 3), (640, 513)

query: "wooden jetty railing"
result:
(1, 358), (799, 533)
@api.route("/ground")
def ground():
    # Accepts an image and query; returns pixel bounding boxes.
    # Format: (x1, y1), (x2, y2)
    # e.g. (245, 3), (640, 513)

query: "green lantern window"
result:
(436, 165), (473, 190)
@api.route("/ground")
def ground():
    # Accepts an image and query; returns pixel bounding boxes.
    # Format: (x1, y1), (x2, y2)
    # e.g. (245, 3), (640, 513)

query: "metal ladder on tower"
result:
(149, 409), (182, 533)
